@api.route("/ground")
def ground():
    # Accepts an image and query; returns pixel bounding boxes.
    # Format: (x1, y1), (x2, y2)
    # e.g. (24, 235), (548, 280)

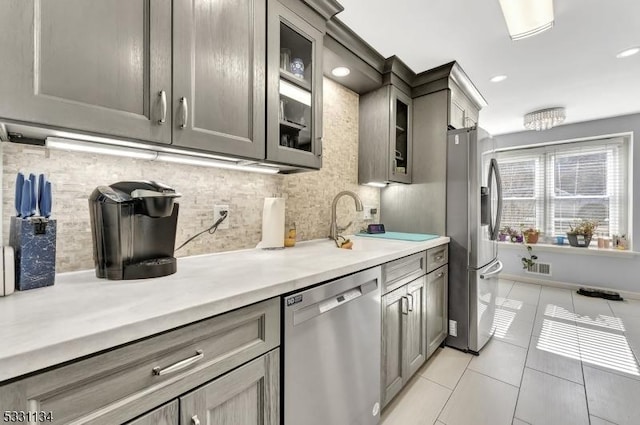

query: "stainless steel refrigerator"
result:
(445, 127), (503, 353)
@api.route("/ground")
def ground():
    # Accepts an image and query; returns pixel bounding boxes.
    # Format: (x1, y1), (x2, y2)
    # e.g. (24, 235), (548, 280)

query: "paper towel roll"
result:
(256, 198), (285, 249)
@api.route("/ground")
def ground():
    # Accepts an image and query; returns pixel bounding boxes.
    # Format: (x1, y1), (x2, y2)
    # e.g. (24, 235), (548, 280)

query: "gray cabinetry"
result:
(449, 83), (479, 129)
(266, 0), (324, 169)
(0, 0), (172, 144)
(359, 85), (413, 185)
(427, 265), (449, 357)
(172, 0), (266, 159)
(127, 401), (178, 425)
(180, 349), (279, 425)
(381, 285), (406, 407)
(0, 298), (279, 425)
(405, 276), (427, 379)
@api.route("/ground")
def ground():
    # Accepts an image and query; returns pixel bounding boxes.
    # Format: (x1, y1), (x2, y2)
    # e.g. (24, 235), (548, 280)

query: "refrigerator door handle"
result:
(480, 260), (503, 279)
(488, 158), (503, 241)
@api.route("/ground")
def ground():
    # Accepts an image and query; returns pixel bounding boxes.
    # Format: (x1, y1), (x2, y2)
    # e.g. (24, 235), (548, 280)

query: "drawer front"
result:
(0, 298), (280, 425)
(426, 244), (448, 273)
(382, 251), (427, 294)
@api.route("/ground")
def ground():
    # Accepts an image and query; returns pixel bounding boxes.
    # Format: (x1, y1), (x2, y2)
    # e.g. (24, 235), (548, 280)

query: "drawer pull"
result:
(192, 415), (201, 425)
(152, 350), (204, 376)
(437, 272), (444, 278)
(434, 255), (444, 261)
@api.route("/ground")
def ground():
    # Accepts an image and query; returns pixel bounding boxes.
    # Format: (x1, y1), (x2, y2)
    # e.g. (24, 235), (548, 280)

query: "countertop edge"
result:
(0, 236), (449, 383)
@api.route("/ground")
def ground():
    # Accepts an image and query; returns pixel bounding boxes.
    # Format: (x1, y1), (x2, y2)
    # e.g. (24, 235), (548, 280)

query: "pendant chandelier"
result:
(524, 107), (566, 131)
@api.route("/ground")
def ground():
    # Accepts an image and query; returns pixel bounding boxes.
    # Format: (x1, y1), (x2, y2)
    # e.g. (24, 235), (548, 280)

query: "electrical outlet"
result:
(213, 205), (230, 229)
(363, 205), (376, 220)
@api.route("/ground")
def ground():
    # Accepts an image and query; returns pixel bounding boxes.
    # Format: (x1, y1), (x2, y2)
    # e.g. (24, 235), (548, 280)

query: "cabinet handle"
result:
(180, 97), (189, 129)
(152, 349), (204, 376)
(407, 293), (414, 311)
(401, 296), (409, 315)
(316, 137), (323, 157)
(437, 272), (445, 279)
(191, 415), (201, 425)
(158, 90), (167, 124)
(434, 254), (444, 261)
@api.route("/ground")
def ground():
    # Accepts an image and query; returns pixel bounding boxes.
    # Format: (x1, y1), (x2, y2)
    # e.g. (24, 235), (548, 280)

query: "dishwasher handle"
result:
(291, 280), (378, 326)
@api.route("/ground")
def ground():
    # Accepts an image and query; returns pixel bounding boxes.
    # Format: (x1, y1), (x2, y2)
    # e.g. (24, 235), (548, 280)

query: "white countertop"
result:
(0, 236), (448, 382)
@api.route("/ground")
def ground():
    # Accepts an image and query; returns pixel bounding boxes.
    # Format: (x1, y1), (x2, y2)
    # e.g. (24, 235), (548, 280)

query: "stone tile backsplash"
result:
(1, 78), (379, 272)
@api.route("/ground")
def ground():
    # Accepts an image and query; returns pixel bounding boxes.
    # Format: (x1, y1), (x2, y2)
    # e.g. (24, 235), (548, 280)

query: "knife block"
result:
(9, 217), (57, 291)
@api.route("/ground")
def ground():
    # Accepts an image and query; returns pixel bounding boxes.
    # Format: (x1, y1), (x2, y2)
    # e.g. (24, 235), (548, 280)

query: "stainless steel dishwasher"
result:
(283, 266), (382, 425)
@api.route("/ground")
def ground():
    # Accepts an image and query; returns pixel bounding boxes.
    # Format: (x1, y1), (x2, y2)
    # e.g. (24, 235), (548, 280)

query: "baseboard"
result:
(500, 273), (640, 301)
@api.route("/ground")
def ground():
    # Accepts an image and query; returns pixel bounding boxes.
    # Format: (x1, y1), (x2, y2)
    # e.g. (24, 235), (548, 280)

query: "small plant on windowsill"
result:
(500, 226), (522, 243)
(521, 227), (540, 244)
(567, 219), (598, 248)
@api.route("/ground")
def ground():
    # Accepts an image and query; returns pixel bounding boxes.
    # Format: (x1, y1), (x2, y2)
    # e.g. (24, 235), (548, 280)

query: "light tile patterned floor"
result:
(381, 280), (640, 425)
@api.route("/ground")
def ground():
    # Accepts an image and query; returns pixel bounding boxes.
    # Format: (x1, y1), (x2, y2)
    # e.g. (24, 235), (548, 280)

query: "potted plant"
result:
(567, 219), (598, 247)
(522, 227), (540, 244)
(501, 226), (522, 243)
(498, 226), (510, 242)
(521, 245), (538, 271)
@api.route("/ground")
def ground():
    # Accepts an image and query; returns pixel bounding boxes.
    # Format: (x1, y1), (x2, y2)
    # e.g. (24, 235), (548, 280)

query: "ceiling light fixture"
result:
(523, 107), (566, 131)
(331, 67), (351, 77)
(490, 75), (508, 83)
(498, 0), (554, 41)
(616, 47), (640, 58)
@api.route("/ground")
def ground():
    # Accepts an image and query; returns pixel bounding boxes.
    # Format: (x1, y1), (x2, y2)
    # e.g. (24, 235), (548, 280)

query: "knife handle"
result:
(20, 180), (32, 218)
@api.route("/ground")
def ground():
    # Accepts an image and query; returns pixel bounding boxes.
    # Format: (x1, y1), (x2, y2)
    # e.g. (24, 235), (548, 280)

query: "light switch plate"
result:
(363, 205), (375, 220)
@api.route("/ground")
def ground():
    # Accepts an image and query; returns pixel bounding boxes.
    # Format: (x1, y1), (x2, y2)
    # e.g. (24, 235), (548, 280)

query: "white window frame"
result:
(497, 135), (631, 244)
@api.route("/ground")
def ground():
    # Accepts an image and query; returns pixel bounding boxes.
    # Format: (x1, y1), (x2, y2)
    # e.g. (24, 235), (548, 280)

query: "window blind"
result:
(496, 137), (629, 241)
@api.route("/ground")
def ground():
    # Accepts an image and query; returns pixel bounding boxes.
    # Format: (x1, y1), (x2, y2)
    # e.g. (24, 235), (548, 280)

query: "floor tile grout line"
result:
(463, 367), (520, 389)
(572, 291), (592, 424)
(590, 414), (619, 425)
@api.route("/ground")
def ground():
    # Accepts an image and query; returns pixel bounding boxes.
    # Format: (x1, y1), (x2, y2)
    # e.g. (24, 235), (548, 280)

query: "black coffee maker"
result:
(89, 181), (181, 280)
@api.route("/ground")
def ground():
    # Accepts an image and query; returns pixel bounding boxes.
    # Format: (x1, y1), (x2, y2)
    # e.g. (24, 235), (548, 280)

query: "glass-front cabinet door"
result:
(389, 87), (412, 183)
(267, 0), (323, 169)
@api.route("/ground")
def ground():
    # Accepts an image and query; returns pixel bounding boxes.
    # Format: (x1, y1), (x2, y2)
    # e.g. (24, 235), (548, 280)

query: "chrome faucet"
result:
(329, 191), (364, 240)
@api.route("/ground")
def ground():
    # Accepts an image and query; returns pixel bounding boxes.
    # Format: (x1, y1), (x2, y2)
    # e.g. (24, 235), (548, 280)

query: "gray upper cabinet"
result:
(449, 82), (479, 129)
(359, 85), (413, 185)
(180, 349), (279, 425)
(172, 0), (266, 159)
(0, 0), (172, 143)
(266, 0), (323, 169)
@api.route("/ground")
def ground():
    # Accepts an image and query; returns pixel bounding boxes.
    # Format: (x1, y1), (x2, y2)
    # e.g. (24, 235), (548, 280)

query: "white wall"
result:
(495, 113), (640, 292)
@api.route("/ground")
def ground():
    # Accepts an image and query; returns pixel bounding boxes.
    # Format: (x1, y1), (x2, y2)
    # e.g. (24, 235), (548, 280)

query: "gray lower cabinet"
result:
(172, 0), (266, 159)
(381, 285), (406, 406)
(405, 277), (427, 379)
(381, 275), (426, 408)
(0, 298), (279, 425)
(180, 349), (279, 425)
(0, 0), (172, 143)
(127, 401), (178, 425)
(426, 265), (449, 358)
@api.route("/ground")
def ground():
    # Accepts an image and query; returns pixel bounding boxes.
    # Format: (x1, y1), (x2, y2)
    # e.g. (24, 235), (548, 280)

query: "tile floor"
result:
(381, 280), (640, 425)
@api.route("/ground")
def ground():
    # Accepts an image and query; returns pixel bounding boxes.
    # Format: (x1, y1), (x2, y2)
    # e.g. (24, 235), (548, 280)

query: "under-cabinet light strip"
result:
(45, 137), (280, 175)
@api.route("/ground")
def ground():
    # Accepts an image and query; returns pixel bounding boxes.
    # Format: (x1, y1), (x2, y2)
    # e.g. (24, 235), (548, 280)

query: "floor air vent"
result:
(526, 262), (551, 276)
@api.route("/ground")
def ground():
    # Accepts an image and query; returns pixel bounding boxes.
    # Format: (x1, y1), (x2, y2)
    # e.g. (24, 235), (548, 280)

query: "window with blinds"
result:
(496, 137), (630, 241)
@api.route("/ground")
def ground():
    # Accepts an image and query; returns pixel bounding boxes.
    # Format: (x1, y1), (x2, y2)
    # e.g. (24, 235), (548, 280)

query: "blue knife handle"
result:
(28, 174), (37, 216)
(15, 172), (24, 217)
(38, 174), (46, 213)
(20, 180), (32, 218)
(42, 181), (52, 218)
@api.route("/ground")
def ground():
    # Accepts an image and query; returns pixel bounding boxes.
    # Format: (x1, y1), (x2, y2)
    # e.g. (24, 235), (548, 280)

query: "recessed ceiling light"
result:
(331, 67), (351, 77)
(616, 47), (640, 58)
(490, 75), (508, 83)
